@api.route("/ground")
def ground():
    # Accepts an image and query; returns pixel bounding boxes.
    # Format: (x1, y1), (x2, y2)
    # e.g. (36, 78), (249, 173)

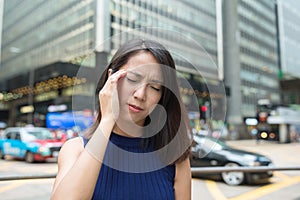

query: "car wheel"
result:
(25, 152), (35, 163)
(221, 162), (245, 185)
(0, 149), (5, 159)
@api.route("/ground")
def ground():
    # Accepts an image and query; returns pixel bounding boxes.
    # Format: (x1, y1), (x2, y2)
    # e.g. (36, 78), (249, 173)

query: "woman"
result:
(51, 39), (192, 199)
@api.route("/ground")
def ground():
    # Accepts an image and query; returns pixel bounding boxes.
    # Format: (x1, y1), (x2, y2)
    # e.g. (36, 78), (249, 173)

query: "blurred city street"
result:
(1, 0), (300, 199)
(192, 139), (300, 200)
(0, 139), (299, 200)
(227, 140), (300, 169)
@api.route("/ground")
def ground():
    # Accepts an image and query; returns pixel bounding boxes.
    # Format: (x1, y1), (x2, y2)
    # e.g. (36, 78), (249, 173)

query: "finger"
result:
(108, 69), (127, 78)
(100, 69), (127, 95)
(107, 69), (127, 84)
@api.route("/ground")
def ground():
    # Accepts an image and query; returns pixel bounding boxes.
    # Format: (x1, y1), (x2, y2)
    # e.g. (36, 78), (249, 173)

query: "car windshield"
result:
(23, 129), (54, 141)
(194, 135), (229, 151)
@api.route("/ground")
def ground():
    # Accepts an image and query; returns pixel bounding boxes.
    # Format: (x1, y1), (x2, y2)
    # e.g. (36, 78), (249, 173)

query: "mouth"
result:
(128, 104), (144, 113)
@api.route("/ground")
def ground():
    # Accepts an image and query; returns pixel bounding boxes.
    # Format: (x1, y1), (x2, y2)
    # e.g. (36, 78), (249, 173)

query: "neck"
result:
(112, 122), (143, 138)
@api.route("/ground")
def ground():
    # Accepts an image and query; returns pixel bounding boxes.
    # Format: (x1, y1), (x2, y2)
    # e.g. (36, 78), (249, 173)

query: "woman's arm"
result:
(50, 69), (127, 199)
(50, 118), (115, 199)
(51, 137), (99, 199)
(174, 158), (191, 200)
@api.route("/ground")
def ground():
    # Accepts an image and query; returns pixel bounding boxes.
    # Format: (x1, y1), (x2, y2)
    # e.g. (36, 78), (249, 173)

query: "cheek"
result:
(147, 93), (162, 107)
(146, 96), (162, 115)
(117, 82), (133, 102)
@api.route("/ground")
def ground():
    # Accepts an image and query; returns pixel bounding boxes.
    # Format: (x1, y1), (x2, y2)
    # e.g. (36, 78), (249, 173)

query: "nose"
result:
(133, 84), (147, 101)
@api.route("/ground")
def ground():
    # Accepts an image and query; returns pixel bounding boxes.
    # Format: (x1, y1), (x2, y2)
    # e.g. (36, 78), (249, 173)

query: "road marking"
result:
(0, 162), (13, 170)
(46, 168), (57, 174)
(229, 175), (300, 200)
(0, 181), (24, 193)
(0, 179), (54, 193)
(205, 180), (228, 200)
(192, 178), (202, 200)
(273, 171), (291, 180)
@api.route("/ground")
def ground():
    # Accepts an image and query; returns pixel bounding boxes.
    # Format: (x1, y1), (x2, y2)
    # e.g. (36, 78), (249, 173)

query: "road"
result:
(0, 157), (56, 200)
(0, 140), (299, 200)
(191, 139), (300, 200)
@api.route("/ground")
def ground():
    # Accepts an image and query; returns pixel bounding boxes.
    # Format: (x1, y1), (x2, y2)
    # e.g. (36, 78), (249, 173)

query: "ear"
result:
(108, 69), (112, 77)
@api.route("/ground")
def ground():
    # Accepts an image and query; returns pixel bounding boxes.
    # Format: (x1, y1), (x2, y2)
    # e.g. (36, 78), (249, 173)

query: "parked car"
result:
(0, 127), (64, 163)
(190, 135), (273, 185)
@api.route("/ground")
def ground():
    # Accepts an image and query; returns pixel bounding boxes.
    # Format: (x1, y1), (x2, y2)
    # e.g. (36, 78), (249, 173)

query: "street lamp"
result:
(27, 69), (35, 125)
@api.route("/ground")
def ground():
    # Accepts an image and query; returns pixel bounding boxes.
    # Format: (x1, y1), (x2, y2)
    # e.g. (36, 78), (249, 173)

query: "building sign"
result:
(46, 110), (94, 131)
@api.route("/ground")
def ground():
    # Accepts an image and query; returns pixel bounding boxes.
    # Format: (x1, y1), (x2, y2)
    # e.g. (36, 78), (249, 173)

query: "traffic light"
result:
(258, 111), (268, 122)
(257, 130), (279, 141)
(200, 105), (207, 120)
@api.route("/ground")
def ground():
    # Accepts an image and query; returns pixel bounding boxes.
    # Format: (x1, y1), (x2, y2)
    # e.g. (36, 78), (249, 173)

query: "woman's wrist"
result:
(98, 117), (115, 136)
(83, 117), (115, 162)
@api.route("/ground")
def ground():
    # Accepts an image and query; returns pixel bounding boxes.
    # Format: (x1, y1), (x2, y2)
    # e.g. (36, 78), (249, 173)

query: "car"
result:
(190, 134), (273, 185)
(0, 127), (64, 163)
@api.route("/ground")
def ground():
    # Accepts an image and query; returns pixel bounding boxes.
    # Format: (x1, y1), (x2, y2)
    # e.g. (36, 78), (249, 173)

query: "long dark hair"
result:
(85, 39), (192, 163)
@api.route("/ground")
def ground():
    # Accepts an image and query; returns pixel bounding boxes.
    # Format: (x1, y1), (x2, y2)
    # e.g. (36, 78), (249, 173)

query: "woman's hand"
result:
(99, 69), (127, 121)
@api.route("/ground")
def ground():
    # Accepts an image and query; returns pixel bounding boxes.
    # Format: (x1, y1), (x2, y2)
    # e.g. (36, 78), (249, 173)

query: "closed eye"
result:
(126, 77), (137, 82)
(150, 84), (161, 92)
(151, 87), (160, 91)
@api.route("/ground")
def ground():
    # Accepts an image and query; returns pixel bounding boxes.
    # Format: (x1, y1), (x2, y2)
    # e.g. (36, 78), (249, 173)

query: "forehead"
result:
(123, 52), (163, 79)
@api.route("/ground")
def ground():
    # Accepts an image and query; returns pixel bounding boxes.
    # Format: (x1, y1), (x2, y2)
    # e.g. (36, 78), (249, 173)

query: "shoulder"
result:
(61, 137), (84, 152)
(58, 137), (84, 164)
(175, 157), (191, 178)
(175, 158), (191, 185)
(174, 158), (191, 199)
(52, 137), (86, 195)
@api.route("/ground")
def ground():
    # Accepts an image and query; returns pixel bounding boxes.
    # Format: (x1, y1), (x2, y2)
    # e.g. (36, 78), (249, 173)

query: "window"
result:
(15, 133), (21, 140)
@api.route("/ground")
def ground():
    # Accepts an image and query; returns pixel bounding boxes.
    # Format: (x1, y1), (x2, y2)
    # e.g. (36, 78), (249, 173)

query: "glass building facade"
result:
(0, 0), (223, 127)
(277, 0), (300, 105)
(109, 0), (220, 78)
(278, 0), (300, 79)
(1, 0), (96, 80)
(223, 0), (280, 138)
(238, 0), (280, 117)
(224, 0), (280, 123)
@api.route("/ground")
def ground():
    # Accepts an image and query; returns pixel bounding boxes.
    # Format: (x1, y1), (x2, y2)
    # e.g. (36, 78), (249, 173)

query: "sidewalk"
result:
(226, 139), (300, 167)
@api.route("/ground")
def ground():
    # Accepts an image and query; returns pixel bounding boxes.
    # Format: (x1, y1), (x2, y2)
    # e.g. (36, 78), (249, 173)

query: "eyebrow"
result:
(128, 71), (143, 78)
(127, 71), (163, 84)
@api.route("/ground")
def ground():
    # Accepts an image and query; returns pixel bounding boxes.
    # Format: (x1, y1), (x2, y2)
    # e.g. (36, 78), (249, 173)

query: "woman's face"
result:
(116, 51), (163, 127)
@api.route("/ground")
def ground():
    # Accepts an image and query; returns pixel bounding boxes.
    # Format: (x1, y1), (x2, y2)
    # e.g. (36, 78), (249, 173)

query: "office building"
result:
(223, 0), (280, 137)
(0, 0), (224, 128)
(277, 0), (300, 105)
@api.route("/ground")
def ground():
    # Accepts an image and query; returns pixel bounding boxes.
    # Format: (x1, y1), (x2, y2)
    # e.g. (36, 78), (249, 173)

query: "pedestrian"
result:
(51, 39), (192, 200)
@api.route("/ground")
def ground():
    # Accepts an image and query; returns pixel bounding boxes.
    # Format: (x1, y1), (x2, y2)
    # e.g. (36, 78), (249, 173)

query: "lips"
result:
(128, 104), (143, 113)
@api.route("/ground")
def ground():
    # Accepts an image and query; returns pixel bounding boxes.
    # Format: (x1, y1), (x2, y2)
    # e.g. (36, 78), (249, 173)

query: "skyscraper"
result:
(0, 0), (224, 128)
(223, 0), (280, 137)
(277, 0), (300, 105)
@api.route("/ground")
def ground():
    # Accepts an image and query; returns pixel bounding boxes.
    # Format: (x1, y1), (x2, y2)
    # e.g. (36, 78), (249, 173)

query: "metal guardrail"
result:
(191, 166), (300, 175)
(0, 173), (57, 181)
(1, 166), (300, 181)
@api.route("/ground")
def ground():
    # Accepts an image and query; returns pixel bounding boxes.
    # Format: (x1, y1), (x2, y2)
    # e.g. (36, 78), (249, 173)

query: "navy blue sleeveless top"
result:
(83, 133), (175, 200)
